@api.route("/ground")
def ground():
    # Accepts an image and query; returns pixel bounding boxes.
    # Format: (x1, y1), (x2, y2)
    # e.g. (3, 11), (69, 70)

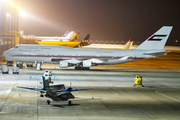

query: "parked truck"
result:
(7, 59), (13, 66)
(2, 67), (9, 74)
(16, 62), (23, 68)
(12, 67), (19, 74)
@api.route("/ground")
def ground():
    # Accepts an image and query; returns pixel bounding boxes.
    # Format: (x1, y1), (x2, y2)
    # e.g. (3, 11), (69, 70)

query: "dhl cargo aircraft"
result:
(37, 32), (91, 48)
(37, 31), (132, 49)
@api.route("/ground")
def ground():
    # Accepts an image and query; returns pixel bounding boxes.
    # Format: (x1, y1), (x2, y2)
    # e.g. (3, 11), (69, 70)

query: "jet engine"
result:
(83, 61), (92, 67)
(59, 61), (68, 68)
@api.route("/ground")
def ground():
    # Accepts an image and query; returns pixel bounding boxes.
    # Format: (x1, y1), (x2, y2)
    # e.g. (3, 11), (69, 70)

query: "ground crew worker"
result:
(134, 73), (144, 87)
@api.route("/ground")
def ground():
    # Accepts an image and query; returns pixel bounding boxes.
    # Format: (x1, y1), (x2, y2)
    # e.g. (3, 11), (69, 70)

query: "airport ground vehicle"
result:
(2, 67), (9, 74)
(134, 74), (144, 87)
(16, 62), (23, 68)
(12, 67), (19, 74)
(7, 60), (13, 66)
(26, 63), (33, 67)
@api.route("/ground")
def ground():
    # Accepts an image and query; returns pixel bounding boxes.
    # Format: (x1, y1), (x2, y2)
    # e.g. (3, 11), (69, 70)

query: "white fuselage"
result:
(3, 44), (165, 66)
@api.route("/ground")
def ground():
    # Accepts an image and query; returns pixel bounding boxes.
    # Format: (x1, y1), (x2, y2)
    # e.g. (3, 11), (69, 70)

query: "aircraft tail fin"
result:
(69, 32), (79, 41)
(135, 26), (173, 50)
(78, 34), (91, 48)
(65, 31), (75, 39)
(62, 30), (69, 37)
(42, 76), (47, 90)
(122, 39), (133, 49)
(42, 76), (51, 94)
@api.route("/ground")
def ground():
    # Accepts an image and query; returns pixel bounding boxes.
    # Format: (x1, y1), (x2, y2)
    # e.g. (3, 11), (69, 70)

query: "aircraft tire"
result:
(75, 67), (82, 70)
(83, 67), (90, 70)
(68, 101), (72, 105)
(47, 100), (50, 105)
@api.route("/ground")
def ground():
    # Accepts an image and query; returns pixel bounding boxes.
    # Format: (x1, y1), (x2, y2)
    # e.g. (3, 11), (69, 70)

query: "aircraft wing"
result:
(29, 75), (56, 78)
(119, 56), (129, 60)
(17, 86), (44, 91)
(61, 88), (94, 93)
(20, 95), (53, 101)
(68, 97), (101, 101)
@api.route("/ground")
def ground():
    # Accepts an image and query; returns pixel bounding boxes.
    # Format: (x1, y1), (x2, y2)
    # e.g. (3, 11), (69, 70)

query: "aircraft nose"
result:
(3, 51), (8, 58)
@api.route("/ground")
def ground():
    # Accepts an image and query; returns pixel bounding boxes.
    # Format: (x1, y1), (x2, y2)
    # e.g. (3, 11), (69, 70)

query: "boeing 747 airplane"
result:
(3, 26), (173, 70)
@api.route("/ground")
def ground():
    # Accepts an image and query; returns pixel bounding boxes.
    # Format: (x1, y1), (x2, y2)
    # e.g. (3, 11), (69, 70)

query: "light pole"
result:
(6, 13), (10, 49)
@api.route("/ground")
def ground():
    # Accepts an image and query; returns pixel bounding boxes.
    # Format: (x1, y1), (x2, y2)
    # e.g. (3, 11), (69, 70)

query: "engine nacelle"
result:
(59, 61), (68, 68)
(83, 61), (92, 67)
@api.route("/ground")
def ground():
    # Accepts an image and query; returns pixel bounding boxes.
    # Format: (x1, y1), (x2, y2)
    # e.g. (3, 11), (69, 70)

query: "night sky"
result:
(12, 0), (180, 45)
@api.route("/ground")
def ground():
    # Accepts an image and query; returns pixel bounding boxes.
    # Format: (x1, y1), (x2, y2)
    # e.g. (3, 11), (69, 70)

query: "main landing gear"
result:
(75, 67), (90, 70)
(47, 100), (50, 105)
(35, 61), (43, 70)
(68, 101), (72, 105)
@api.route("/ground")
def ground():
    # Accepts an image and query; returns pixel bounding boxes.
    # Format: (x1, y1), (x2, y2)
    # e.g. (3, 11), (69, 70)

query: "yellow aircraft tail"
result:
(78, 34), (91, 48)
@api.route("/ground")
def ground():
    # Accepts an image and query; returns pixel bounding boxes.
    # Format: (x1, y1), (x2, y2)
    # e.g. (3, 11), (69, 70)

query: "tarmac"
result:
(0, 47), (180, 120)
(0, 65), (180, 120)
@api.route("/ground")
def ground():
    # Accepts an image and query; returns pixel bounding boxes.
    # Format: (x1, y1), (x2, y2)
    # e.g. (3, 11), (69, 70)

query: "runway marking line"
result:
(155, 90), (180, 103)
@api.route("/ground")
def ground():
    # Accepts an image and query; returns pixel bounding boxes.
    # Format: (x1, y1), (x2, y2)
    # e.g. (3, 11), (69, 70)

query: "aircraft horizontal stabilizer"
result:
(17, 86), (44, 91)
(68, 97), (101, 101)
(19, 96), (53, 101)
(61, 88), (94, 93)
(144, 51), (169, 56)
(29, 75), (56, 78)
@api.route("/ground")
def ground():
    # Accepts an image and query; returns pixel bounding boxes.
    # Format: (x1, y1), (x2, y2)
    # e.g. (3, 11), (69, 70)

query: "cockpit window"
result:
(14, 46), (18, 48)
